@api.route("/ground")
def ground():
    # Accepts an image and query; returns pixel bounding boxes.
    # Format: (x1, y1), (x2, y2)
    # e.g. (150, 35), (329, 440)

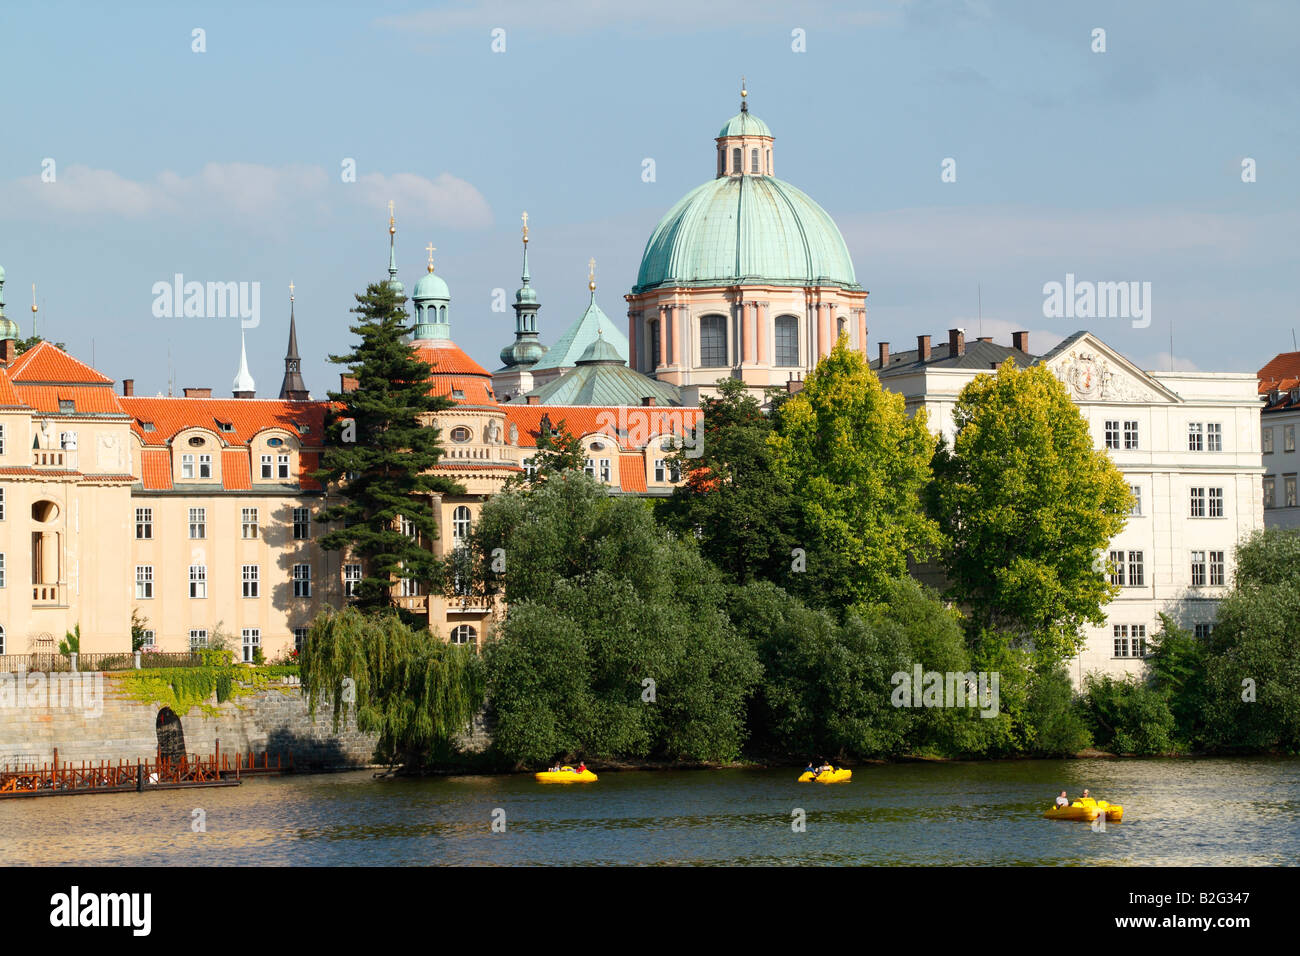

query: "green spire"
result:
(386, 201), (404, 297)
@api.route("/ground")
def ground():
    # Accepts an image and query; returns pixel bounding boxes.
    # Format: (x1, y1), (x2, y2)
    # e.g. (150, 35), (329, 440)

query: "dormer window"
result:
(217, 421), (234, 433)
(140, 421), (155, 432)
(58, 400), (74, 414)
(452, 389), (465, 400)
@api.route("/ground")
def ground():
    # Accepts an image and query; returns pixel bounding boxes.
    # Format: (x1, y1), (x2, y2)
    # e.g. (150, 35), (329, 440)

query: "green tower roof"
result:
(718, 110), (772, 138)
(531, 291), (629, 372)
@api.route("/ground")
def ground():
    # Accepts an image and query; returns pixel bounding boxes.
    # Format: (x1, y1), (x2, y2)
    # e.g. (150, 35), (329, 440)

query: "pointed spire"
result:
(386, 201), (404, 296)
(233, 327), (256, 398)
(279, 280), (309, 400)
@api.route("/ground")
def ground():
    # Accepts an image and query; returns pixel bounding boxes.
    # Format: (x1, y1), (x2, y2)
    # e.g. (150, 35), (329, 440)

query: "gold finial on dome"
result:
(521, 210), (529, 244)
(31, 282), (37, 314)
(289, 280), (295, 302)
(588, 257), (596, 291)
(741, 75), (748, 111)
(388, 199), (396, 235)
(425, 242), (436, 273)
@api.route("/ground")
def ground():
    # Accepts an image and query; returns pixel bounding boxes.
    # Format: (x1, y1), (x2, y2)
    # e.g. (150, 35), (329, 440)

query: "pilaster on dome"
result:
(716, 79), (774, 178)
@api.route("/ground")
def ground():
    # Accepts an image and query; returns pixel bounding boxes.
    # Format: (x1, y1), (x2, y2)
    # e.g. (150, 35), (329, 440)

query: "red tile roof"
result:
(428, 375), (496, 406)
(121, 397), (326, 448)
(0, 368), (24, 408)
(12, 383), (127, 414)
(140, 449), (173, 490)
(222, 448), (252, 490)
(298, 451), (321, 490)
(1259, 351), (1300, 392)
(618, 454), (647, 493)
(7, 341), (114, 385)
(415, 341), (492, 377)
(504, 405), (702, 450)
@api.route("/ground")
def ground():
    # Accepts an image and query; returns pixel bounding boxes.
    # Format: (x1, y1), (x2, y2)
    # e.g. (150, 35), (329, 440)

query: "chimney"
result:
(917, 335), (931, 362)
(0, 339), (14, 367)
(526, 395), (540, 405)
(977, 336), (993, 343)
(1012, 330), (1030, 353)
(122, 378), (134, 396)
(340, 374), (358, 393)
(183, 387), (211, 398)
(878, 341), (890, 367)
(948, 328), (965, 358)
(641, 396), (656, 407)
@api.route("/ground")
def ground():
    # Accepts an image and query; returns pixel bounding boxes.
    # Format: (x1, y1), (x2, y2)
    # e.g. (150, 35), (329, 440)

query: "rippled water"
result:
(2, 758), (1296, 866)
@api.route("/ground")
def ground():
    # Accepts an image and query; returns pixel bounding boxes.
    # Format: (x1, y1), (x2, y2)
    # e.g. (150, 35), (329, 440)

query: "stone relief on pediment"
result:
(1051, 348), (1161, 404)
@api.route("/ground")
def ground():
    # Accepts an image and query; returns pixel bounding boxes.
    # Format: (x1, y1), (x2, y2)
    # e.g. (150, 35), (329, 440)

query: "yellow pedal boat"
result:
(1044, 798), (1123, 822)
(534, 766), (597, 784)
(798, 767), (852, 784)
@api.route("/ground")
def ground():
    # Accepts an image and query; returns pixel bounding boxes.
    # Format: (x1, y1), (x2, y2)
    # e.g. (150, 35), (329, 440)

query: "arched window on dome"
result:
(751, 149), (759, 174)
(649, 319), (662, 369)
(837, 316), (848, 341)
(699, 315), (728, 368)
(450, 625), (476, 647)
(717, 149), (724, 178)
(731, 148), (741, 175)
(766, 149), (771, 174)
(775, 315), (800, 367)
(439, 306), (447, 322)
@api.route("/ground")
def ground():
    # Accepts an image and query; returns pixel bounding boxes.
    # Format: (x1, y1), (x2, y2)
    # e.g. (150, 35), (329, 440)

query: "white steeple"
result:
(233, 328), (256, 397)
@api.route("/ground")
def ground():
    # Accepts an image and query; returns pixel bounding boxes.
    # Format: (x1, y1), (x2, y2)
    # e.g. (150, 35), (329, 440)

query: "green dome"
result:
(412, 270), (449, 301)
(499, 337), (546, 367)
(718, 111), (771, 138)
(0, 317), (18, 340)
(633, 175), (860, 293)
(577, 335), (622, 364)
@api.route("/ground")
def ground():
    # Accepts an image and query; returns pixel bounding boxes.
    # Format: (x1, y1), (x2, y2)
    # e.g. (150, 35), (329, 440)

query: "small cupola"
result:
(715, 78), (774, 178)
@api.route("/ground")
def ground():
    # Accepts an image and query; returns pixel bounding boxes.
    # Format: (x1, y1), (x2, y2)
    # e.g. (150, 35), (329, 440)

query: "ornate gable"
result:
(1038, 332), (1182, 405)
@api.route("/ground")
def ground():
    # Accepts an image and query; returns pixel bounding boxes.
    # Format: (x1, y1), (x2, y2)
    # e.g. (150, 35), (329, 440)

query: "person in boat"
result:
(1055, 791), (1070, 808)
(577, 761), (587, 774)
(805, 761), (817, 775)
(1080, 788), (1092, 802)
(815, 762), (834, 775)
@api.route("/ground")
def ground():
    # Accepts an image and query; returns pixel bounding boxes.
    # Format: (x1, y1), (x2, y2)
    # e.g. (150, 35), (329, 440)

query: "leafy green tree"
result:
(1023, 663), (1093, 756)
(659, 378), (797, 586)
(474, 473), (760, 764)
(15, 334), (43, 355)
(930, 359), (1131, 663)
(299, 606), (484, 766)
(1080, 673), (1175, 755)
(514, 414), (586, 486)
(314, 282), (463, 619)
(1147, 613), (1210, 749)
(769, 340), (943, 608)
(1203, 529), (1300, 751)
(131, 609), (151, 652)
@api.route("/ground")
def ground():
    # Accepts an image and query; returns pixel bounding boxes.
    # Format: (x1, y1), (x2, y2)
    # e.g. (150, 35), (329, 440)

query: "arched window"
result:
(699, 315), (727, 367)
(731, 148), (741, 174)
(717, 150), (724, 177)
(452, 505), (472, 542)
(774, 315), (800, 367)
(450, 625), (477, 647)
(751, 149), (759, 173)
(837, 316), (848, 340)
(766, 149), (771, 172)
(649, 319), (661, 368)
(439, 306), (446, 322)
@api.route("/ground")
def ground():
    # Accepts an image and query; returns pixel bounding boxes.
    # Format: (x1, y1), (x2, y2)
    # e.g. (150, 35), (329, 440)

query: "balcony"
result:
(33, 451), (66, 469)
(32, 583), (67, 606)
(396, 595), (428, 613)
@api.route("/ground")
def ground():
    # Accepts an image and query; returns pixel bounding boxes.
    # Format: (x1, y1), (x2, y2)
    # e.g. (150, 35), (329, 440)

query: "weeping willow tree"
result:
(299, 607), (485, 766)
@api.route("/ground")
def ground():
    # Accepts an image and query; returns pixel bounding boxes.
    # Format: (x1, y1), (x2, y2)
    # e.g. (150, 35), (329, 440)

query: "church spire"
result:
(498, 211), (546, 371)
(279, 281), (309, 401)
(386, 201), (404, 297)
(233, 327), (256, 398)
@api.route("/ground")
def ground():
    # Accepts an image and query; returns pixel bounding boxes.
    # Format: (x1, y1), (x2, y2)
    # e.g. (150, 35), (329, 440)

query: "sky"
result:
(0, 0), (1297, 398)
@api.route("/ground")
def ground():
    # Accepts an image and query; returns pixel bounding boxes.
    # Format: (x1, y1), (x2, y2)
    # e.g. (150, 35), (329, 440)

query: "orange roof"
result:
(0, 367), (24, 408)
(222, 449), (252, 490)
(415, 341), (492, 377)
(12, 383), (126, 414)
(298, 451), (321, 491)
(7, 341), (114, 385)
(121, 397), (326, 448)
(1259, 351), (1300, 391)
(504, 405), (702, 450)
(428, 375), (496, 406)
(140, 449), (173, 490)
(618, 454), (647, 493)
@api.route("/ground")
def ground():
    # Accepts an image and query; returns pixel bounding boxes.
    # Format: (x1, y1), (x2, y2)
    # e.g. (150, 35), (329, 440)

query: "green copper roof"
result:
(578, 334), (622, 364)
(633, 175), (860, 293)
(718, 110), (771, 138)
(531, 291), (629, 371)
(412, 270), (449, 301)
(521, 357), (682, 407)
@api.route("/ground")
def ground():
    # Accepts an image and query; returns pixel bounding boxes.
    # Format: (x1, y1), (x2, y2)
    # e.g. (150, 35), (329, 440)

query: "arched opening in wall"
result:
(699, 314), (728, 368)
(774, 315), (800, 367)
(156, 707), (187, 765)
(32, 500), (59, 523)
(751, 148), (759, 173)
(731, 148), (741, 174)
(450, 625), (477, 648)
(837, 316), (848, 341)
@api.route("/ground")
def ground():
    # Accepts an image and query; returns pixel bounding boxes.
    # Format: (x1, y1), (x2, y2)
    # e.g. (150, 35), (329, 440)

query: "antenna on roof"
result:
(1293, 328), (1297, 351)
(977, 283), (983, 338)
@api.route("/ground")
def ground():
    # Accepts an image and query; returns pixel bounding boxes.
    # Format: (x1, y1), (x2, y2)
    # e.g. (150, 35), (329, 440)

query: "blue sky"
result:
(1, 0), (1296, 396)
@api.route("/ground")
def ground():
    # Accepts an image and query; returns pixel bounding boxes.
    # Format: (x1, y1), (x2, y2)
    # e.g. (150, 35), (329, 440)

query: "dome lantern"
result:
(716, 78), (774, 178)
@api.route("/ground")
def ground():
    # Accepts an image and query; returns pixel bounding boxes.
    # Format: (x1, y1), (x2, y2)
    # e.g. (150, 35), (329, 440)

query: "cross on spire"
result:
(425, 243), (436, 272)
(288, 280), (295, 301)
(588, 257), (596, 291)
(521, 210), (529, 243)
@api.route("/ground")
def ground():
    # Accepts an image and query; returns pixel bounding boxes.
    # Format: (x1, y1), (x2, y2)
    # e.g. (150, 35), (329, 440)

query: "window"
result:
(1194, 623), (1214, 640)
(1189, 488), (1206, 518)
(277, 454), (290, 479)
(0, 487), (5, 521)
(344, 564), (362, 598)
(1133, 624), (1148, 658)
(398, 514), (419, 542)
(241, 507), (259, 539)
(1287, 475), (1298, 508)
(198, 454), (212, 478)
(1187, 422), (1203, 451)
(1263, 426), (1274, 455)
(294, 627), (307, 652)
(699, 315), (727, 367)
(399, 575), (421, 597)
(450, 625), (477, 647)
(1286, 425), (1296, 453)
(189, 565), (207, 599)
(0, 423), (5, 455)
(0, 625), (5, 655)
(649, 320), (661, 368)
(292, 507), (311, 539)
(136, 566), (154, 599)
(523, 457), (536, 480)
(452, 506), (472, 543)
(1113, 625), (1129, 659)
(1264, 476), (1276, 509)
(1104, 421), (1120, 450)
(731, 147), (741, 173)
(775, 315), (799, 367)
(181, 454), (195, 479)
(140, 630), (155, 649)
(241, 629), (260, 663)
(293, 564), (311, 598)
(1128, 551), (1144, 586)
(188, 508), (206, 539)
(135, 507), (152, 539)
(584, 458), (595, 478)
(260, 455), (273, 479)
(750, 148), (759, 173)
(1206, 422), (1222, 452)
(1190, 551), (1206, 587)
(58, 399), (74, 413)
(450, 426), (472, 443)
(1128, 485), (1142, 516)
(654, 458), (681, 483)
(242, 565), (259, 598)
(1108, 550), (1125, 587)
(1124, 421), (1139, 450)
(1209, 487), (1224, 518)
(1111, 550), (1144, 587)
(599, 458), (611, 482)
(1210, 551), (1225, 587)
(1112, 624), (1148, 658)
(189, 629), (208, 650)
(267, 437), (283, 447)
(0, 553), (5, 588)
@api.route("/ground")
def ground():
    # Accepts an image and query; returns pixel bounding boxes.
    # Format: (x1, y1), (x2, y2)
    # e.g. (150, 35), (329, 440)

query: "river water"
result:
(2, 758), (1296, 866)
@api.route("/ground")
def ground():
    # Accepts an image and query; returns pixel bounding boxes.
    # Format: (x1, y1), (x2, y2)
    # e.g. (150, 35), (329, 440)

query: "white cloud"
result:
(358, 172), (494, 230)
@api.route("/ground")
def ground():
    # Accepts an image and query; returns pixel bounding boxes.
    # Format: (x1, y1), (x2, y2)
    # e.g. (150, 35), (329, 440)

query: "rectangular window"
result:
(1133, 624), (1148, 659)
(1187, 422), (1203, 451)
(344, 564), (361, 597)
(654, 459), (680, 483)
(1206, 422), (1222, 452)
(1287, 475), (1298, 508)
(1208, 487), (1224, 518)
(241, 629), (260, 663)
(399, 576), (421, 597)
(1113, 625), (1129, 659)
(135, 507), (152, 539)
(136, 565), (153, 599)
(699, 315), (727, 367)
(293, 564), (311, 598)
(294, 627), (307, 653)
(0, 553), (5, 589)
(1194, 623), (1214, 640)
(1189, 487), (1206, 518)
(260, 454), (273, 479)
(292, 507), (311, 540)
(189, 629), (208, 650)
(599, 458), (611, 482)
(1108, 550), (1125, 587)
(1264, 476), (1276, 509)
(277, 454), (290, 479)
(1286, 425), (1296, 453)
(1190, 551), (1206, 587)
(1124, 421), (1139, 450)
(1209, 551), (1225, 587)
(1263, 426), (1274, 455)
(188, 507), (206, 539)
(181, 454), (195, 479)
(189, 565), (207, 598)
(1128, 485), (1142, 516)
(0, 487), (5, 521)
(140, 630), (155, 649)
(242, 564), (259, 598)
(1104, 421), (1120, 450)
(0, 422), (5, 455)
(60, 431), (78, 450)
(1127, 551), (1144, 586)
(584, 458), (595, 478)
(648, 321), (661, 369)
(523, 457), (536, 479)
(198, 454), (212, 478)
(241, 507), (259, 539)
(775, 317), (799, 367)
